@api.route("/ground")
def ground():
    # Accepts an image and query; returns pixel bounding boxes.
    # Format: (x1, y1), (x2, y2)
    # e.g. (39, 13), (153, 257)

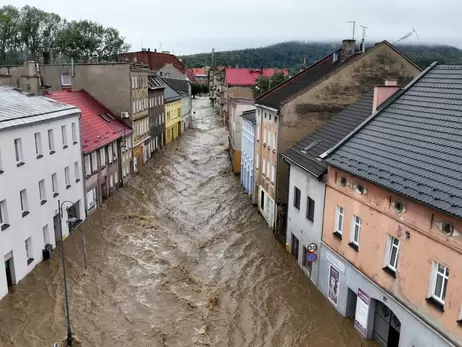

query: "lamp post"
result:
(58, 200), (77, 347)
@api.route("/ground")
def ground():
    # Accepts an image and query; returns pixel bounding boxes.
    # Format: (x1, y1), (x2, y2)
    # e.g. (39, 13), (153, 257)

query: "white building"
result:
(0, 86), (85, 300)
(240, 110), (256, 199)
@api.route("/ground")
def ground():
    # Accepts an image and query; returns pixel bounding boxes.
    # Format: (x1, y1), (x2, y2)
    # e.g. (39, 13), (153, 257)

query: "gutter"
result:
(280, 152), (325, 180)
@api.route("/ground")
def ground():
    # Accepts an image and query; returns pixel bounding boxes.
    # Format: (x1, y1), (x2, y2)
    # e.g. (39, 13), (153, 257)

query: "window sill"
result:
(22, 211), (30, 217)
(76, 179), (80, 183)
(1, 223), (10, 231)
(66, 185), (71, 189)
(73, 141), (78, 145)
(36, 154), (43, 159)
(426, 297), (445, 312)
(382, 266), (396, 278)
(40, 200), (47, 205)
(16, 161), (25, 167)
(27, 258), (34, 265)
(63, 145), (68, 149)
(50, 150), (55, 155)
(333, 231), (343, 240)
(53, 192), (59, 198)
(348, 242), (359, 252)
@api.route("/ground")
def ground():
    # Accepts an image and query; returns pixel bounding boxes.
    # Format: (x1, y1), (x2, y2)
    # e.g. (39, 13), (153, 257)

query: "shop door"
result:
(373, 300), (401, 347)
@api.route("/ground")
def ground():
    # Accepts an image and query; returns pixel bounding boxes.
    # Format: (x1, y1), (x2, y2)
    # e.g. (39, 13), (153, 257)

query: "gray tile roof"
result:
(241, 109), (256, 124)
(282, 90), (375, 178)
(160, 77), (181, 102)
(325, 63), (462, 218)
(0, 85), (79, 131)
(163, 77), (190, 94)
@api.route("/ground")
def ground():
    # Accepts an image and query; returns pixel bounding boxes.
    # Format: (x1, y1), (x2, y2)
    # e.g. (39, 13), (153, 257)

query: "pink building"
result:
(319, 63), (462, 347)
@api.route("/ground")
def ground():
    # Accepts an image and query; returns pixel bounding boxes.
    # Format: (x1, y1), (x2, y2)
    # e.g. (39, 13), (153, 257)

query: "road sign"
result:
(307, 252), (318, 263)
(307, 243), (318, 253)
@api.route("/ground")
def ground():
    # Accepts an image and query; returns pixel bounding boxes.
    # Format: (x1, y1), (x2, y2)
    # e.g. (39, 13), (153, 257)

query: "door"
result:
(373, 300), (401, 347)
(260, 190), (265, 210)
(4, 258), (13, 287)
(291, 234), (299, 260)
(53, 214), (61, 242)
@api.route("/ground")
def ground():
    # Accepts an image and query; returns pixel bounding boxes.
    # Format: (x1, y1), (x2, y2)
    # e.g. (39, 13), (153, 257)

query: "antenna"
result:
(393, 26), (419, 45)
(348, 20), (356, 40)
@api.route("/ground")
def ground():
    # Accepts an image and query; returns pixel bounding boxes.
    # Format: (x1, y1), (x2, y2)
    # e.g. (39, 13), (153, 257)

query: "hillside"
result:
(182, 41), (462, 70)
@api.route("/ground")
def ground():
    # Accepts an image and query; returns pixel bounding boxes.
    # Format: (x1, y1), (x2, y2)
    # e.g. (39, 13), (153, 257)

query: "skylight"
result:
(100, 114), (111, 123)
(301, 139), (321, 154)
(105, 112), (115, 120)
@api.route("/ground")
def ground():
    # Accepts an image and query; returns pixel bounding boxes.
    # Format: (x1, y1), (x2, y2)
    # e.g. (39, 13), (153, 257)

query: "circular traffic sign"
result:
(307, 252), (318, 263)
(307, 242), (318, 253)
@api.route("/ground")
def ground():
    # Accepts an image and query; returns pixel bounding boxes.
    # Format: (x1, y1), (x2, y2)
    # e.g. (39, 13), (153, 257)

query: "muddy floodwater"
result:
(0, 98), (376, 347)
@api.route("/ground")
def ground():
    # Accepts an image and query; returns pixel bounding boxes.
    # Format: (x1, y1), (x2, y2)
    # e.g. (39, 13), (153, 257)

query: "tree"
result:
(0, 6), (21, 64)
(253, 71), (288, 97)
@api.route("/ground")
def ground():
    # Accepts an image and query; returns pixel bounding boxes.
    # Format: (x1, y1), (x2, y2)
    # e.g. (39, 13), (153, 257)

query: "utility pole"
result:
(348, 20), (356, 40)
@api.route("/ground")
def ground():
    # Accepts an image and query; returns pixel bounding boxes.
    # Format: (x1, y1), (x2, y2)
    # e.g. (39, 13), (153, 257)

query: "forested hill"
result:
(182, 41), (462, 70)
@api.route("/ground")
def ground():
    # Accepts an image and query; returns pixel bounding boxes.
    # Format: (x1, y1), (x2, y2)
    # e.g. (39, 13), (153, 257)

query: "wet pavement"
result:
(0, 97), (375, 347)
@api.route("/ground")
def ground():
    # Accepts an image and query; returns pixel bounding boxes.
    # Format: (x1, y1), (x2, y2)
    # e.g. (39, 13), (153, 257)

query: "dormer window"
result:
(340, 177), (347, 187)
(442, 222), (454, 236)
(393, 201), (404, 213)
(355, 183), (367, 195)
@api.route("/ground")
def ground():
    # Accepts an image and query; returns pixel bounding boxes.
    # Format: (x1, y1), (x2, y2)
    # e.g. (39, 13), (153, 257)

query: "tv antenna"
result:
(393, 26), (420, 45)
(348, 20), (356, 40)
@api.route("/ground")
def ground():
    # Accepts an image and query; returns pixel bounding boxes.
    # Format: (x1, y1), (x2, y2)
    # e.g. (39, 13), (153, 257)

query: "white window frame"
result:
(108, 144), (113, 163)
(91, 152), (98, 173)
(72, 123), (77, 144)
(74, 161), (80, 182)
(61, 73), (71, 86)
(430, 262), (449, 305)
(262, 158), (266, 175)
(61, 125), (67, 147)
(84, 155), (91, 177)
(43, 225), (50, 245)
(52, 173), (58, 195)
(39, 179), (46, 202)
(385, 235), (400, 271)
(351, 215), (361, 245)
(34, 132), (42, 156)
(64, 167), (70, 187)
(266, 161), (270, 178)
(14, 138), (24, 163)
(100, 148), (106, 167)
(335, 206), (344, 234)
(20, 189), (28, 213)
(0, 199), (8, 225)
(48, 129), (55, 152)
(25, 237), (33, 260)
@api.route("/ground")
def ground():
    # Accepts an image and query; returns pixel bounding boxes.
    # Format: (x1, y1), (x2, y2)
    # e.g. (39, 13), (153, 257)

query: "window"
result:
(43, 225), (50, 245)
(0, 199), (8, 229)
(74, 162), (80, 182)
(430, 263), (449, 305)
(350, 215), (361, 246)
(64, 166), (70, 188)
(293, 187), (301, 209)
(256, 153), (259, 169)
(335, 206), (344, 235)
(20, 189), (29, 216)
(0, 149), (3, 173)
(306, 197), (315, 222)
(271, 165), (275, 183)
(84, 155), (91, 177)
(115, 172), (118, 185)
(61, 73), (71, 86)
(14, 138), (24, 165)
(110, 175), (114, 188)
(302, 247), (313, 275)
(108, 144), (113, 163)
(263, 129), (267, 145)
(273, 133), (276, 149)
(25, 237), (33, 264)
(262, 158), (266, 175)
(100, 148), (106, 167)
(72, 123), (78, 144)
(268, 132), (271, 148)
(48, 129), (55, 153)
(34, 133), (43, 157)
(52, 173), (58, 197)
(385, 236), (400, 271)
(91, 152), (97, 172)
(39, 179), (46, 204)
(61, 125), (68, 148)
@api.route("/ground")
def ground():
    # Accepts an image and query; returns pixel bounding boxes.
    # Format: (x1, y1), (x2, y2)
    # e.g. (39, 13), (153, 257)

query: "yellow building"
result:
(163, 80), (182, 144)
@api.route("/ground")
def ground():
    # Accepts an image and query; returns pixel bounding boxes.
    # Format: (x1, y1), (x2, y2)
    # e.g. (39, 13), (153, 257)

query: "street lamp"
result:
(58, 200), (77, 347)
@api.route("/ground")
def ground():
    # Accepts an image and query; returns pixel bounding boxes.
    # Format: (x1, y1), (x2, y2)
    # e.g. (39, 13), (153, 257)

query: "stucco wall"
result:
(322, 167), (462, 345)
(159, 64), (186, 79)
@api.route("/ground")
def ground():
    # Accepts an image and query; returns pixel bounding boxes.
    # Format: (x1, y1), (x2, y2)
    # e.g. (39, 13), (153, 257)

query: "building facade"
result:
(162, 79), (182, 144)
(0, 86), (85, 300)
(148, 74), (166, 154)
(320, 64), (462, 347)
(240, 110), (256, 198)
(131, 69), (150, 171)
(164, 77), (192, 133)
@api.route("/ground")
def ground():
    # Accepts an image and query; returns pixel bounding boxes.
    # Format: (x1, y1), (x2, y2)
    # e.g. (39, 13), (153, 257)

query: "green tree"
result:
(0, 6), (21, 64)
(253, 71), (288, 97)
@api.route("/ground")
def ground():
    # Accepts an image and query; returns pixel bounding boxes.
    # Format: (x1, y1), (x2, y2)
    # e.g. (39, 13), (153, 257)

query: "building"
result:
(162, 79), (182, 144)
(188, 68), (208, 84)
(319, 64), (462, 347)
(0, 61), (41, 95)
(240, 109), (256, 200)
(254, 40), (421, 238)
(148, 74), (166, 154)
(228, 97), (255, 174)
(119, 50), (187, 79)
(47, 90), (133, 213)
(281, 85), (396, 287)
(40, 62), (150, 174)
(164, 77), (192, 132)
(209, 66), (225, 108)
(0, 86), (85, 300)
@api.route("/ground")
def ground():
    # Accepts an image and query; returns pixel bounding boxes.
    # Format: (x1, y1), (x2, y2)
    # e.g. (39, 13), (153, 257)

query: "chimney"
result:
(340, 39), (356, 62)
(373, 79), (399, 112)
(148, 48), (151, 52)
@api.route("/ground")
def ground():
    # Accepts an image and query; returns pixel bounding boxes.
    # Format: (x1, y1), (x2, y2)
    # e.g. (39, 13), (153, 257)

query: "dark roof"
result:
(256, 49), (343, 109)
(282, 90), (375, 177)
(160, 77), (181, 102)
(149, 75), (165, 90)
(163, 77), (190, 94)
(325, 63), (462, 219)
(241, 109), (256, 124)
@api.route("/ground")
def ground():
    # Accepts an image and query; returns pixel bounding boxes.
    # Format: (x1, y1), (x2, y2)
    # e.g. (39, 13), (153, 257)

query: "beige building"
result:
(255, 40), (421, 238)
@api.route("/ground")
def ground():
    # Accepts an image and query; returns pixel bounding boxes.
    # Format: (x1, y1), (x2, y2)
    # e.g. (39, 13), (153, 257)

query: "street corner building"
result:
(47, 90), (133, 214)
(240, 109), (257, 201)
(0, 86), (86, 300)
(254, 39), (422, 240)
(162, 79), (182, 144)
(319, 64), (462, 347)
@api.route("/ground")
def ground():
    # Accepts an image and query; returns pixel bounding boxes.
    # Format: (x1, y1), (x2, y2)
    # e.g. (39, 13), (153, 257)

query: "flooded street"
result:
(0, 98), (374, 347)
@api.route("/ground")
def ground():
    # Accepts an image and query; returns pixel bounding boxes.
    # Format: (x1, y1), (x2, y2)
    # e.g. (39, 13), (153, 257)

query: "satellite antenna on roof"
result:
(359, 25), (368, 53)
(348, 20), (356, 40)
(393, 26), (419, 45)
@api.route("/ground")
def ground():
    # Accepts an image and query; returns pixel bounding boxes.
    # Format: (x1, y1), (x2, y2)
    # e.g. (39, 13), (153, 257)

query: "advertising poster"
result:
(354, 288), (370, 337)
(327, 265), (340, 306)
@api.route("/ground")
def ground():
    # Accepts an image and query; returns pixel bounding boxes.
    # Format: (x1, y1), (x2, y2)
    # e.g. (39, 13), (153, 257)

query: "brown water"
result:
(0, 98), (375, 347)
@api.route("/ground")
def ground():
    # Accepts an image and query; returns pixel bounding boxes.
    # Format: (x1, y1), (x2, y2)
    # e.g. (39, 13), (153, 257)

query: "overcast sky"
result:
(7, 0), (462, 54)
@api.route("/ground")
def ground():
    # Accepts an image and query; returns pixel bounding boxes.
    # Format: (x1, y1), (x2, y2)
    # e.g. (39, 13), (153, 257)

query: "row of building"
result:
(0, 50), (193, 301)
(213, 39), (462, 347)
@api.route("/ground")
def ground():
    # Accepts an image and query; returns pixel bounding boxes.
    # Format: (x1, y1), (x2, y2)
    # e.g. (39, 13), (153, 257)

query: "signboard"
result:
(327, 265), (340, 306)
(307, 242), (318, 253)
(306, 252), (317, 263)
(354, 288), (370, 337)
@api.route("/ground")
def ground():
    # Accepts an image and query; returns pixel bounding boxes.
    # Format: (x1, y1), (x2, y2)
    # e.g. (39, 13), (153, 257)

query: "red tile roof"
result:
(47, 90), (132, 154)
(189, 68), (207, 76)
(225, 68), (289, 86)
(119, 51), (186, 73)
